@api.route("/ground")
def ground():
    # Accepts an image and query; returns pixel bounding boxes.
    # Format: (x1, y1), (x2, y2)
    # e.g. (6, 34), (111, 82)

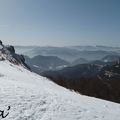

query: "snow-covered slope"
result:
(0, 61), (120, 120)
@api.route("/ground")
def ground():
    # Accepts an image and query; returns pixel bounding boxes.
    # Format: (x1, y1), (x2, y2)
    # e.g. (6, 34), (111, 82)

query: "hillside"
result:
(0, 41), (120, 119)
(42, 61), (120, 103)
(0, 61), (120, 120)
(25, 55), (69, 72)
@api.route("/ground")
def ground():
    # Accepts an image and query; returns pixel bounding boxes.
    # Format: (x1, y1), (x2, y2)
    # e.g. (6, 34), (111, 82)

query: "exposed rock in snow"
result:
(0, 41), (30, 70)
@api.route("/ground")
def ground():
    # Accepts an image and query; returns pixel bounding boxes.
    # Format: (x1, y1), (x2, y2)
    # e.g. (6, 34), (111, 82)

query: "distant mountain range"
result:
(25, 55), (70, 73)
(15, 46), (120, 62)
(24, 54), (120, 74)
(71, 58), (88, 66)
(15, 45), (120, 103)
(1, 49), (120, 120)
(102, 55), (120, 62)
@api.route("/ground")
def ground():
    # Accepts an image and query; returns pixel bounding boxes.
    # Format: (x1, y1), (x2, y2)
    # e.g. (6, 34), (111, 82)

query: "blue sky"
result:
(0, 0), (120, 46)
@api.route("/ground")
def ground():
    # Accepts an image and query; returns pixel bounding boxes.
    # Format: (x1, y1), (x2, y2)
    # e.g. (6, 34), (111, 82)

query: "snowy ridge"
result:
(0, 61), (120, 120)
(0, 41), (30, 70)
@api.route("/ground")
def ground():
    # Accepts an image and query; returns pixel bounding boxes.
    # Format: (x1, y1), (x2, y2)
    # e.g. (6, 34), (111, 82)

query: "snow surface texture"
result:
(0, 61), (120, 120)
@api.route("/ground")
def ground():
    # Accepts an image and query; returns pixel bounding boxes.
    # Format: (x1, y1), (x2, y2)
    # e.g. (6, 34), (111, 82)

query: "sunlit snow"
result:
(0, 61), (120, 120)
